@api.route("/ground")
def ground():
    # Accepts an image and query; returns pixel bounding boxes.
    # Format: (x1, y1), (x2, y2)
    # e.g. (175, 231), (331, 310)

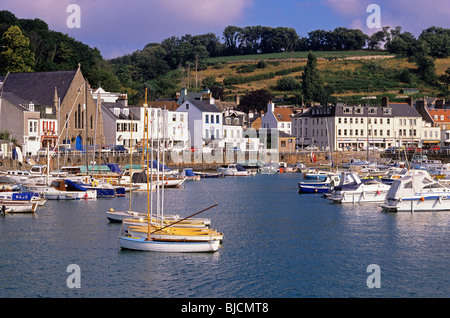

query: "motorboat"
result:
(328, 172), (391, 203)
(0, 192), (46, 206)
(217, 164), (249, 176)
(179, 168), (201, 181)
(298, 173), (340, 194)
(0, 199), (39, 213)
(381, 173), (450, 212)
(259, 163), (279, 174)
(22, 179), (97, 200)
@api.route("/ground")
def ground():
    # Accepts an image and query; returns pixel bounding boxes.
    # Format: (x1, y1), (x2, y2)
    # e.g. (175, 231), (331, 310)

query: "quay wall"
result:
(1, 151), (448, 172)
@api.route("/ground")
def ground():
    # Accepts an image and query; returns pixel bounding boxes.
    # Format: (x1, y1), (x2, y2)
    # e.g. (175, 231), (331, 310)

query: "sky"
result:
(1, 0), (449, 59)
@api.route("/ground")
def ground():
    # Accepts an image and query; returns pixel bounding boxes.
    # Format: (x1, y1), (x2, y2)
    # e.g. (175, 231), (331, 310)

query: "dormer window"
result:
(28, 102), (34, 112)
(123, 108), (129, 117)
(114, 108), (120, 116)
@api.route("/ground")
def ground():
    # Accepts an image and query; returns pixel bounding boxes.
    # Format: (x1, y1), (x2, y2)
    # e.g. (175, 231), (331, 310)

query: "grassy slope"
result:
(200, 51), (449, 104)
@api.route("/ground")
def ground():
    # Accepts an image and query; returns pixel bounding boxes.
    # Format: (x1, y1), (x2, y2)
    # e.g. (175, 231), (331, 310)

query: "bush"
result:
(276, 76), (301, 91)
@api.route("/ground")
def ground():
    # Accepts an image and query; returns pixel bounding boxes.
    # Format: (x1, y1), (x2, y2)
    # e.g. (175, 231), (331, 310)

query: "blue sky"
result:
(1, 0), (449, 59)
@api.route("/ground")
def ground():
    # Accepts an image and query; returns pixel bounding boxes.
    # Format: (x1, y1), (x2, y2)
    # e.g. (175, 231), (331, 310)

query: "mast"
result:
(84, 80), (89, 177)
(129, 103), (133, 213)
(144, 104), (150, 240)
(92, 91), (100, 173)
(161, 109), (166, 228)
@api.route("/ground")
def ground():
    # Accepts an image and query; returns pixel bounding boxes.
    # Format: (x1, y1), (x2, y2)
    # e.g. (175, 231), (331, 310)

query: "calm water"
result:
(0, 173), (449, 298)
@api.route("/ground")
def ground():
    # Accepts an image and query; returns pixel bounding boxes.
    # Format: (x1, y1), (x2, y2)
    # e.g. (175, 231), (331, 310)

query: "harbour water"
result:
(0, 173), (449, 298)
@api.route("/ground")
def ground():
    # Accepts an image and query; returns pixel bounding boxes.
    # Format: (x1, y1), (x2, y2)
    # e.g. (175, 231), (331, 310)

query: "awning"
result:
(422, 140), (440, 144)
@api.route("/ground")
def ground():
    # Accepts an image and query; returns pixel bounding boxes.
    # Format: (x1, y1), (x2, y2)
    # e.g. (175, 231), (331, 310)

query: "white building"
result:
(102, 102), (139, 149)
(291, 102), (439, 151)
(176, 98), (223, 150)
(91, 87), (127, 104)
(261, 102), (293, 135)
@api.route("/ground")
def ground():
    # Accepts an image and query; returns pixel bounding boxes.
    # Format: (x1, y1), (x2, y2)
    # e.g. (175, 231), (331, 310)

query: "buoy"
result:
(109, 208), (114, 212)
(377, 191), (381, 195)
(420, 197), (425, 202)
(84, 193), (88, 198)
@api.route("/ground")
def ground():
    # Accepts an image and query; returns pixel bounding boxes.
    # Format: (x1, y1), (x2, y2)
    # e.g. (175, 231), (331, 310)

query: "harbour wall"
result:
(1, 150), (447, 172)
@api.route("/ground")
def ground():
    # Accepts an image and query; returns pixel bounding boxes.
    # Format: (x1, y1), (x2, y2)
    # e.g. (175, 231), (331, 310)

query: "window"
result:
(216, 115), (220, 124)
(338, 129), (341, 136)
(361, 118), (364, 124)
(361, 129), (364, 136)
(344, 129), (347, 136)
(387, 130), (390, 136)
(180, 114), (184, 122)
(28, 120), (38, 134)
(338, 118), (342, 124)
(172, 114), (177, 122)
(205, 115), (209, 123)
(387, 119), (390, 124)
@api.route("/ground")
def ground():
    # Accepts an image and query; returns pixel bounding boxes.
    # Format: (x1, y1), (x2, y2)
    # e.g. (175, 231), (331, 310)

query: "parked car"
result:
(112, 145), (127, 153)
(430, 145), (441, 151)
(37, 147), (56, 157)
(304, 146), (318, 151)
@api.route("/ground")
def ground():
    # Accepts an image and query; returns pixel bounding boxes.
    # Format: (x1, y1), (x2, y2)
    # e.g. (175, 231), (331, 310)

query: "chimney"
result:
(116, 94), (128, 106)
(381, 96), (389, 107)
(406, 97), (413, 107)
(267, 101), (275, 113)
(235, 93), (240, 106)
(435, 99), (444, 109)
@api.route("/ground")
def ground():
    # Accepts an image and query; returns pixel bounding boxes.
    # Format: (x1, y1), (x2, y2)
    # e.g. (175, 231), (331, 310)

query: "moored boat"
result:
(328, 172), (391, 203)
(381, 172), (450, 212)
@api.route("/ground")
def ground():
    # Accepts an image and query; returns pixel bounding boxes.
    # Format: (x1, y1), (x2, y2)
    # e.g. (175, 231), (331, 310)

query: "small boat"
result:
(194, 171), (224, 178)
(22, 179), (97, 200)
(179, 168), (201, 181)
(259, 163), (279, 174)
(118, 236), (220, 253)
(0, 199), (39, 214)
(327, 172), (391, 204)
(0, 170), (32, 184)
(298, 173), (340, 194)
(381, 172), (450, 212)
(0, 192), (46, 206)
(217, 164), (249, 176)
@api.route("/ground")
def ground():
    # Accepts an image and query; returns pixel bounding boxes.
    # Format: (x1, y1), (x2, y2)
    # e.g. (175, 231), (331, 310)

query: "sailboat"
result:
(117, 96), (220, 252)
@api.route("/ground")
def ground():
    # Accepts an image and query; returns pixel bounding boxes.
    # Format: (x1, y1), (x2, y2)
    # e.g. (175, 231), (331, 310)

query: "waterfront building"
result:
(102, 99), (139, 149)
(0, 93), (41, 155)
(261, 102), (293, 135)
(415, 98), (450, 146)
(0, 66), (105, 153)
(176, 89), (223, 150)
(291, 97), (440, 151)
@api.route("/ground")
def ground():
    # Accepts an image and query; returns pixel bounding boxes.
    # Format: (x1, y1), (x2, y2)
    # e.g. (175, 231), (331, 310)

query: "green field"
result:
(206, 50), (392, 64)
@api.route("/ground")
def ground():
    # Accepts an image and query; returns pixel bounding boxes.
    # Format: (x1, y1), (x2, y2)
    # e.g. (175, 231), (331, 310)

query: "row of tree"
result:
(0, 10), (121, 92)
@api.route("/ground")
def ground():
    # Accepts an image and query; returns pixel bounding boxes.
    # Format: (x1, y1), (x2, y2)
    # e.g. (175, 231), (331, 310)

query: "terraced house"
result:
(292, 97), (440, 151)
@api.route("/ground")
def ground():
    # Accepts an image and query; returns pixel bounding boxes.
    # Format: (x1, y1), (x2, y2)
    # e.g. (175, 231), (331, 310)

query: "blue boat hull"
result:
(298, 184), (332, 194)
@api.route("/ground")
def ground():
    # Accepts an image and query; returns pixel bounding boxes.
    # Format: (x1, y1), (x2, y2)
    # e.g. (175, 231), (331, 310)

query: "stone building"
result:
(1, 66), (105, 151)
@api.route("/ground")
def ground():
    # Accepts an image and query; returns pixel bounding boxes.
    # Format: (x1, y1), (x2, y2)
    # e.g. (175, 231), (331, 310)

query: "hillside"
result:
(199, 52), (449, 106)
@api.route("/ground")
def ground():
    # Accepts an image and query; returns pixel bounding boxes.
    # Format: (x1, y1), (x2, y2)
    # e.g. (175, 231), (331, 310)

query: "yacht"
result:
(381, 173), (450, 212)
(328, 172), (391, 203)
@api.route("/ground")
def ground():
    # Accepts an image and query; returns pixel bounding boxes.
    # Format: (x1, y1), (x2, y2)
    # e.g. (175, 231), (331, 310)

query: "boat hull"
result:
(0, 201), (39, 213)
(118, 236), (220, 253)
(381, 196), (450, 212)
(328, 190), (388, 203)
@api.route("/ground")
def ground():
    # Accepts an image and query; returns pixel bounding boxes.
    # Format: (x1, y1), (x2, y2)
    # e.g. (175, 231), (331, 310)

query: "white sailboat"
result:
(118, 97), (220, 253)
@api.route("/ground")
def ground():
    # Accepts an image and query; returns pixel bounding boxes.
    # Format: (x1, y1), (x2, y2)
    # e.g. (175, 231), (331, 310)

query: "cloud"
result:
(324, 0), (450, 35)
(0, 0), (253, 58)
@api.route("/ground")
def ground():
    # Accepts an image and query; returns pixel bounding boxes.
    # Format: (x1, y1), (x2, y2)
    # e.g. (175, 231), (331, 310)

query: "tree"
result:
(276, 76), (301, 91)
(414, 53), (436, 84)
(1, 25), (35, 72)
(301, 52), (324, 102)
(238, 89), (273, 113)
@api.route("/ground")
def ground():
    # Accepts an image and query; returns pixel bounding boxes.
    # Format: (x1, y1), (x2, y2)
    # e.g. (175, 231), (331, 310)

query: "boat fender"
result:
(420, 197), (425, 202)
(84, 193), (88, 198)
